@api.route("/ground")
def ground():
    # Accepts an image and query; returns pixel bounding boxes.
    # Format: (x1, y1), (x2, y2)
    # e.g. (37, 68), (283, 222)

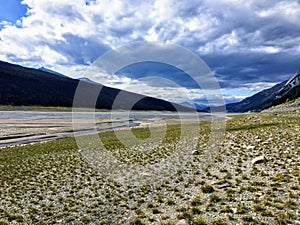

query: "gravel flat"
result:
(1, 110), (298, 224)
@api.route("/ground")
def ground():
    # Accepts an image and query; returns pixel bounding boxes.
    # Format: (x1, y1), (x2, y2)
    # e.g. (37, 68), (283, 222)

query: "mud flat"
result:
(0, 110), (299, 224)
(0, 116), (134, 147)
(0, 110), (213, 147)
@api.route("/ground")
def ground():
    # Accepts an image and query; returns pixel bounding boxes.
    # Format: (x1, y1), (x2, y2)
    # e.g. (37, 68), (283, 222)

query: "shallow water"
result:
(0, 110), (193, 119)
(0, 110), (213, 147)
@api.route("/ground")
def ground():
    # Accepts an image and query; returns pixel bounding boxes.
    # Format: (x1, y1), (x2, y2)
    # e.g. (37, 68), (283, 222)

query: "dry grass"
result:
(0, 111), (299, 224)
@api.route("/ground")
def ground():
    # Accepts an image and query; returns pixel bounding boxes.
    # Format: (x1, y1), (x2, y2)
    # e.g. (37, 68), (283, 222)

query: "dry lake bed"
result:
(0, 110), (216, 148)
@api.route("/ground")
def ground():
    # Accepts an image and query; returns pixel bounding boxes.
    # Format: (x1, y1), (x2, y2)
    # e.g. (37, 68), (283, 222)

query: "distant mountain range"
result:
(1, 60), (299, 113)
(225, 70), (300, 112)
(0, 60), (191, 111)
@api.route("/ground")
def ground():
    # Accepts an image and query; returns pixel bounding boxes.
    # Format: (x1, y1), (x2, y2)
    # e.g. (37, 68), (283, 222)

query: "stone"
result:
(251, 155), (266, 164)
(177, 219), (189, 225)
(215, 183), (231, 189)
(231, 207), (237, 214)
(294, 220), (300, 225)
(192, 150), (199, 155)
(246, 145), (255, 150)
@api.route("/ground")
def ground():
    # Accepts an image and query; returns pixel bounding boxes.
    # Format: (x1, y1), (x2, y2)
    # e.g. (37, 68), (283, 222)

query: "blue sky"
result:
(0, 0), (27, 26)
(0, 0), (300, 105)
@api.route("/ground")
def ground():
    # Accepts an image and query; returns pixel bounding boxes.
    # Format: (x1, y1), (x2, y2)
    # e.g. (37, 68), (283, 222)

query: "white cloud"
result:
(257, 1), (300, 24)
(2, 0), (299, 66)
(0, 0), (299, 103)
(198, 31), (240, 54)
(88, 71), (194, 104)
(220, 81), (278, 103)
(242, 82), (279, 91)
(250, 46), (280, 54)
(152, 0), (175, 22)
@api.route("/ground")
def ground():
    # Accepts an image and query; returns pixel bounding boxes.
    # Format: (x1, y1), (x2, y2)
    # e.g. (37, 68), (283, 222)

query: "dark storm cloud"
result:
(1, 0), (300, 103)
(111, 0), (300, 91)
(202, 52), (300, 88)
(194, 1), (300, 87)
(52, 34), (110, 65)
(116, 62), (200, 89)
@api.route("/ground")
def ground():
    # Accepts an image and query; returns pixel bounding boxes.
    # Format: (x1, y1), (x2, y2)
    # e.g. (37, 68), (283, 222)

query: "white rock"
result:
(177, 219), (189, 225)
(216, 183), (231, 189)
(246, 145), (255, 150)
(232, 207), (237, 214)
(252, 155), (266, 164)
(266, 137), (273, 142)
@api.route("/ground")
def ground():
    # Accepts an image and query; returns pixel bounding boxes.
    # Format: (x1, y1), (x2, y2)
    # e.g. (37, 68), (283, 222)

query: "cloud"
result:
(0, 0), (300, 104)
(115, 62), (200, 89)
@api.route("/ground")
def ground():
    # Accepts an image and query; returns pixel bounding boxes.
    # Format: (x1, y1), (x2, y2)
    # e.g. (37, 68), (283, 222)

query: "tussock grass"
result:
(0, 112), (299, 224)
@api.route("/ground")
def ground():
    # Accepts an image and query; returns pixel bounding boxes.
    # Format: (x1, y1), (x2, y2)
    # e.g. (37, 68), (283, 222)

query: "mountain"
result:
(272, 71), (300, 106)
(78, 77), (99, 85)
(39, 67), (104, 86)
(39, 67), (99, 86)
(226, 70), (300, 112)
(265, 96), (300, 112)
(0, 60), (192, 111)
(226, 81), (286, 112)
(39, 67), (69, 78)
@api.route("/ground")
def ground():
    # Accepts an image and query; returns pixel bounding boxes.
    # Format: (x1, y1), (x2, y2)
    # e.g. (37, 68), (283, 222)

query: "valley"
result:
(0, 108), (299, 224)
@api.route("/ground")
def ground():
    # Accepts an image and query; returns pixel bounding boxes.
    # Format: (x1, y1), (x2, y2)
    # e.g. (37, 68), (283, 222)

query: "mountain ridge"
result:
(38, 67), (68, 78)
(225, 70), (300, 112)
(0, 60), (192, 111)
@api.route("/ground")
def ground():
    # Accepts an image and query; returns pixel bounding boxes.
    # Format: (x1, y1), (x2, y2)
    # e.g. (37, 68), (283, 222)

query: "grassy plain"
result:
(0, 111), (299, 224)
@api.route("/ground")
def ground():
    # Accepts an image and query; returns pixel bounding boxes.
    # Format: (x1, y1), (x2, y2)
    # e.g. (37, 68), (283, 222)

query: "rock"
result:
(177, 219), (189, 225)
(294, 220), (300, 225)
(215, 183), (231, 189)
(231, 207), (237, 214)
(266, 137), (273, 142)
(251, 155), (266, 164)
(246, 145), (255, 150)
(192, 150), (199, 155)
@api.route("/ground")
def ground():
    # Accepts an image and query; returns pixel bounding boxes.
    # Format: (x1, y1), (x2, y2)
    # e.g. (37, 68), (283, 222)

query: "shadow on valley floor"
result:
(226, 122), (281, 132)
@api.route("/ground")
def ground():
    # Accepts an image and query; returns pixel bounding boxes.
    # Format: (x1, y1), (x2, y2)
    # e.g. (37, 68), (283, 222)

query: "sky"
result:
(0, 0), (300, 106)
